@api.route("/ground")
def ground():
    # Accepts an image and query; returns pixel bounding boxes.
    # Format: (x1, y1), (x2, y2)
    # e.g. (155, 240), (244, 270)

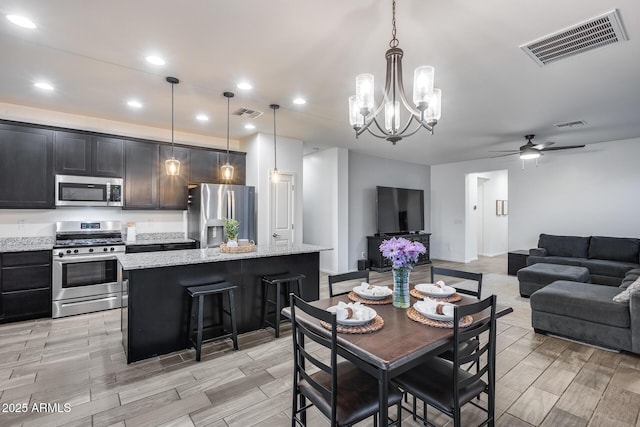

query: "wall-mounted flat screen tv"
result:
(376, 186), (425, 234)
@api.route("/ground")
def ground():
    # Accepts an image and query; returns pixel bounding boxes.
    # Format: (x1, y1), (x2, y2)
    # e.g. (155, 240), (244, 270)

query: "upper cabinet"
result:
(159, 146), (190, 210)
(124, 141), (159, 209)
(189, 148), (219, 184)
(217, 152), (246, 185)
(0, 123), (54, 209)
(54, 132), (123, 177)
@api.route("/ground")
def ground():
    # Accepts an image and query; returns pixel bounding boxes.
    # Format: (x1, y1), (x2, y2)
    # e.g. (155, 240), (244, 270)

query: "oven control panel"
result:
(53, 245), (126, 258)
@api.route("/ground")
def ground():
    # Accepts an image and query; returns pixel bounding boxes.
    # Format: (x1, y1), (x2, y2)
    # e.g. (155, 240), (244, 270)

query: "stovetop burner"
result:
(54, 238), (125, 248)
(54, 220), (124, 249)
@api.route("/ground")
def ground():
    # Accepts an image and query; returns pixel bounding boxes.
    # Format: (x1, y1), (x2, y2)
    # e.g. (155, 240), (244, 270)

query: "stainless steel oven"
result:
(52, 221), (125, 318)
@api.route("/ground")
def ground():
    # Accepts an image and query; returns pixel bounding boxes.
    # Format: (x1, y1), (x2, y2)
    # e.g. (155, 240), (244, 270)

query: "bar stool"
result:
(261, 272), (305, 338)
(186, 281), (239, 361)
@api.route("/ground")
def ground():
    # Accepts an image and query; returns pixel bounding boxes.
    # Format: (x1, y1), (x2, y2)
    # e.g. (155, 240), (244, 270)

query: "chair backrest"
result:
(328, 270), (370, 297)
(452, 295), (497, 405)
(431, 267), (482, 299)
(290, 294), (339, 423)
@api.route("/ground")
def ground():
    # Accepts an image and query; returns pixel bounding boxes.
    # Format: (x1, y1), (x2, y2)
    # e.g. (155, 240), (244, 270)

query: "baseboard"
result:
(479, 251), (508, 258)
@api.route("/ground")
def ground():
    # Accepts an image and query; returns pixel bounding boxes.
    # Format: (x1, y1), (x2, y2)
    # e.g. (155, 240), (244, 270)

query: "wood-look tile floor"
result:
(1, 255), (639, 426)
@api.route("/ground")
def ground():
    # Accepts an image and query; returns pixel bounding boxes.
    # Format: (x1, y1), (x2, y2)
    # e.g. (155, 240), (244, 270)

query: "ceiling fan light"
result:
(165, 157), (181, 175)
(520, 148), (541, 160)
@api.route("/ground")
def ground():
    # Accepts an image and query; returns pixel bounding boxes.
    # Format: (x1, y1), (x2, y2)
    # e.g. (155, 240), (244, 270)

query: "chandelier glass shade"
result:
(221, 92), (235, 181)
(165, 76), (181, 176)
(348, 0), (442, 144)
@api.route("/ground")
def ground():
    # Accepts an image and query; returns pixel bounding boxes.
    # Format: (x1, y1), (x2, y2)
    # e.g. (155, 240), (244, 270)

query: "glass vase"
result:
(392, 267), (410, 308)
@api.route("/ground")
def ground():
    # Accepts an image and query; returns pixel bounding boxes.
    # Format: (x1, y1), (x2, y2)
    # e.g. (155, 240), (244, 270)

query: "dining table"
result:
(282, 289), (513, 427)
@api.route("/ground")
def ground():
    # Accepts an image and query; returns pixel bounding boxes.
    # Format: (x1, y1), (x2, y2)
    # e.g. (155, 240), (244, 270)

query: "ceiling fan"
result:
(492, 135), (585, 160)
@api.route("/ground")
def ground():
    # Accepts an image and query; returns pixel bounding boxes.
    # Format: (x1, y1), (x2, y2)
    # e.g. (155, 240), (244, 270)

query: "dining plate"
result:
(352, 285), (392, 300)
(327, 305), (377, 326)
(413, 300), (454, 322)
(414, 283), (456, 298)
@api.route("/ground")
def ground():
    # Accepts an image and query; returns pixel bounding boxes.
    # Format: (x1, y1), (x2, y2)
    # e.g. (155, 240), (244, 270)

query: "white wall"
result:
(0, 208), (184, 238)
(303, 148), (348, 274)
(348, 151), (431, 270)
(241, 132), (304, 245)
(465, 170), (508, 262)
(431, 138), (640, 262)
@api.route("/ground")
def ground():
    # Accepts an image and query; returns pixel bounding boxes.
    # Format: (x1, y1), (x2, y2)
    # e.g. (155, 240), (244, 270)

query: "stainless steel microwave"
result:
(55, 175), (123, 207)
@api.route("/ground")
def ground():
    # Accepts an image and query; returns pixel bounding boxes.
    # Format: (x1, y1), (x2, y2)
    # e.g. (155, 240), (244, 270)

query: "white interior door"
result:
(270, 172), (294, 245)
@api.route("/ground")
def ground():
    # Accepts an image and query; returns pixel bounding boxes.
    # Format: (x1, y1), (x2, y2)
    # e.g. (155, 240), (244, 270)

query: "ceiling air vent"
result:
(520, 9), (627, 66)
(554, 120), (587, 128)
(232, 108), (263, 119)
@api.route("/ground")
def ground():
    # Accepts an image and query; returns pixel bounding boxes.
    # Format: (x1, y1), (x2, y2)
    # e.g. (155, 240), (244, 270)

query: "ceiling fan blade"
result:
(533, 141), (555, 150)
(488, 150), (520, 153)
(491, 153), (519, 158)
(540, 145), (585, 151)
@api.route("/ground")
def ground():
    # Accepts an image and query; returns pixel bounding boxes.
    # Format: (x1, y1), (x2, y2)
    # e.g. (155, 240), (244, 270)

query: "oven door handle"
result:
(60, 295), (119, 307)
(53, 253), (119, 263)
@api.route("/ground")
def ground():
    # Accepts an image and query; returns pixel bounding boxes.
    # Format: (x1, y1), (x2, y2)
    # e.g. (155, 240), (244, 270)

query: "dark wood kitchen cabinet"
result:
(217, 152), (246, 184)
(0, 123), (54, 209)
(159, 145), (190, 209)
(189, 148), (219, 184)
(55, 131), (123, 177)
(124, 141), (159, 209)
(0, 250), (52, 323)
(125, 241), (197, 253)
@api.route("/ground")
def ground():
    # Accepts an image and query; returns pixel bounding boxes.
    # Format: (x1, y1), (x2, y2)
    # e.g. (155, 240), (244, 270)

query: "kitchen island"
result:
(118, 244), (330, 363)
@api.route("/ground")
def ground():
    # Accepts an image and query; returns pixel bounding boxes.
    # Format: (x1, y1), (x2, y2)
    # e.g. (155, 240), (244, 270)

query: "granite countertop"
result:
(117, 243), (332, 270)
(0, 237), (55, 253)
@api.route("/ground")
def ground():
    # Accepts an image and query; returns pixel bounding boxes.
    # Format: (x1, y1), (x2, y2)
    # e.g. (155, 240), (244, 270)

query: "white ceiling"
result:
(1, 0), (639, 165)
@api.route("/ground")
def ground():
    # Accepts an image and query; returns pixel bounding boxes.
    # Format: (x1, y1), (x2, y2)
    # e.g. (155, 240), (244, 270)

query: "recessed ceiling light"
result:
(34, 82), (54, 91)
(127, 100), (143, 109)
(293, 97), (306, 105)
(6, 15), (36, 29)
(145, 55), (165, 66)
(196, 114), (209, 122)
(244, 123), (256, 130)
(237, 82), (253, 90)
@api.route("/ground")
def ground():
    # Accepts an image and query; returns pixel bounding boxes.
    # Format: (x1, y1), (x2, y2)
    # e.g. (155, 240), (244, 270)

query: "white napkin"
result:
(335, 301), (369, 321)
(355, 282), (391, 296)
(415, 298), (454, 317)
(422, 280), (451, 294)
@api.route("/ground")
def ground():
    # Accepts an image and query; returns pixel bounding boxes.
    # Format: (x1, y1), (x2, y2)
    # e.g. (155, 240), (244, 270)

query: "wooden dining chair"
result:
(289, 294), (403, 427)
(392, 295), (498, 427)
(431, 267), (483, 299)
(328, 270), (370, 297)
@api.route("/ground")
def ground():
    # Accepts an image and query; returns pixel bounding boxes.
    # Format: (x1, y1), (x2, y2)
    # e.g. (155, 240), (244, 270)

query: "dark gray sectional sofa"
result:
(527, 234), (640, 286)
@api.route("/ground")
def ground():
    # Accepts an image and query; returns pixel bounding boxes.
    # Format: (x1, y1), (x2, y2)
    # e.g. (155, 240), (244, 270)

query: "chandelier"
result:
(348, 0), (441, 144)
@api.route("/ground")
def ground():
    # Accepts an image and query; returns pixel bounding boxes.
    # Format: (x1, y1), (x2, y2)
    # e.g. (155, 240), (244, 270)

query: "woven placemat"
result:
(407, 307), (472, 329)
(347, 291), (393, 305)
(409, 288), (462, 302)
(320, 315), (384, 334)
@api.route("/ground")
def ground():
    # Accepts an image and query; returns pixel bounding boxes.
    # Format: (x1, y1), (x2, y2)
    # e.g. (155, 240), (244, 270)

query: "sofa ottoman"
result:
(531, 280), (632, 351)
(518, 263), (590, 297)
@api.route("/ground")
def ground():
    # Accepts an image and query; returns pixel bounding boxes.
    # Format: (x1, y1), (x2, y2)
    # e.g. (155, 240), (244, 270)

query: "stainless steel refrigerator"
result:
(187, 184), (256, 248)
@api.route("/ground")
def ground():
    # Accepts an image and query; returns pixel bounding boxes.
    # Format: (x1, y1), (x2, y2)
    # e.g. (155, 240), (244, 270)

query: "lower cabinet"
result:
(1, 251), (52, 323)
(125, 241), (198, 254)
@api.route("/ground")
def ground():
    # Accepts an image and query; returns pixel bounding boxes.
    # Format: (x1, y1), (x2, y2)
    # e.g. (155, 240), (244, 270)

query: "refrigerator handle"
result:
(226, 190), (231, 219)
(231, 190), (236, 220)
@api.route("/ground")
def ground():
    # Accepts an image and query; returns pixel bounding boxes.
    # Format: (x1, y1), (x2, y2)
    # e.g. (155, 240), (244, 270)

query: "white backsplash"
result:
(0, 208), (187, 238)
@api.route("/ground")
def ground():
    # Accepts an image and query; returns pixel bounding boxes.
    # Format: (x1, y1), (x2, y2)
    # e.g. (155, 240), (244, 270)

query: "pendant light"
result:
(270, 104), (280, 183)
(220, 91), (235, 181)
(164, 76), (180, 176)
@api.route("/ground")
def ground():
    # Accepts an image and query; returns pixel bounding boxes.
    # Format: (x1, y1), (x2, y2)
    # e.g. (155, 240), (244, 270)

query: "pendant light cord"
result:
(171, 82), (175, 157)
(390, 0), (398, 48)
(226, 95), (230, 164)
(273, 107), (277, 170)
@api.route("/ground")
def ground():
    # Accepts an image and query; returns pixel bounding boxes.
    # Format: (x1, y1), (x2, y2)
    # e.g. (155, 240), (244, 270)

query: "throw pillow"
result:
(613, 276), (640, 303)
